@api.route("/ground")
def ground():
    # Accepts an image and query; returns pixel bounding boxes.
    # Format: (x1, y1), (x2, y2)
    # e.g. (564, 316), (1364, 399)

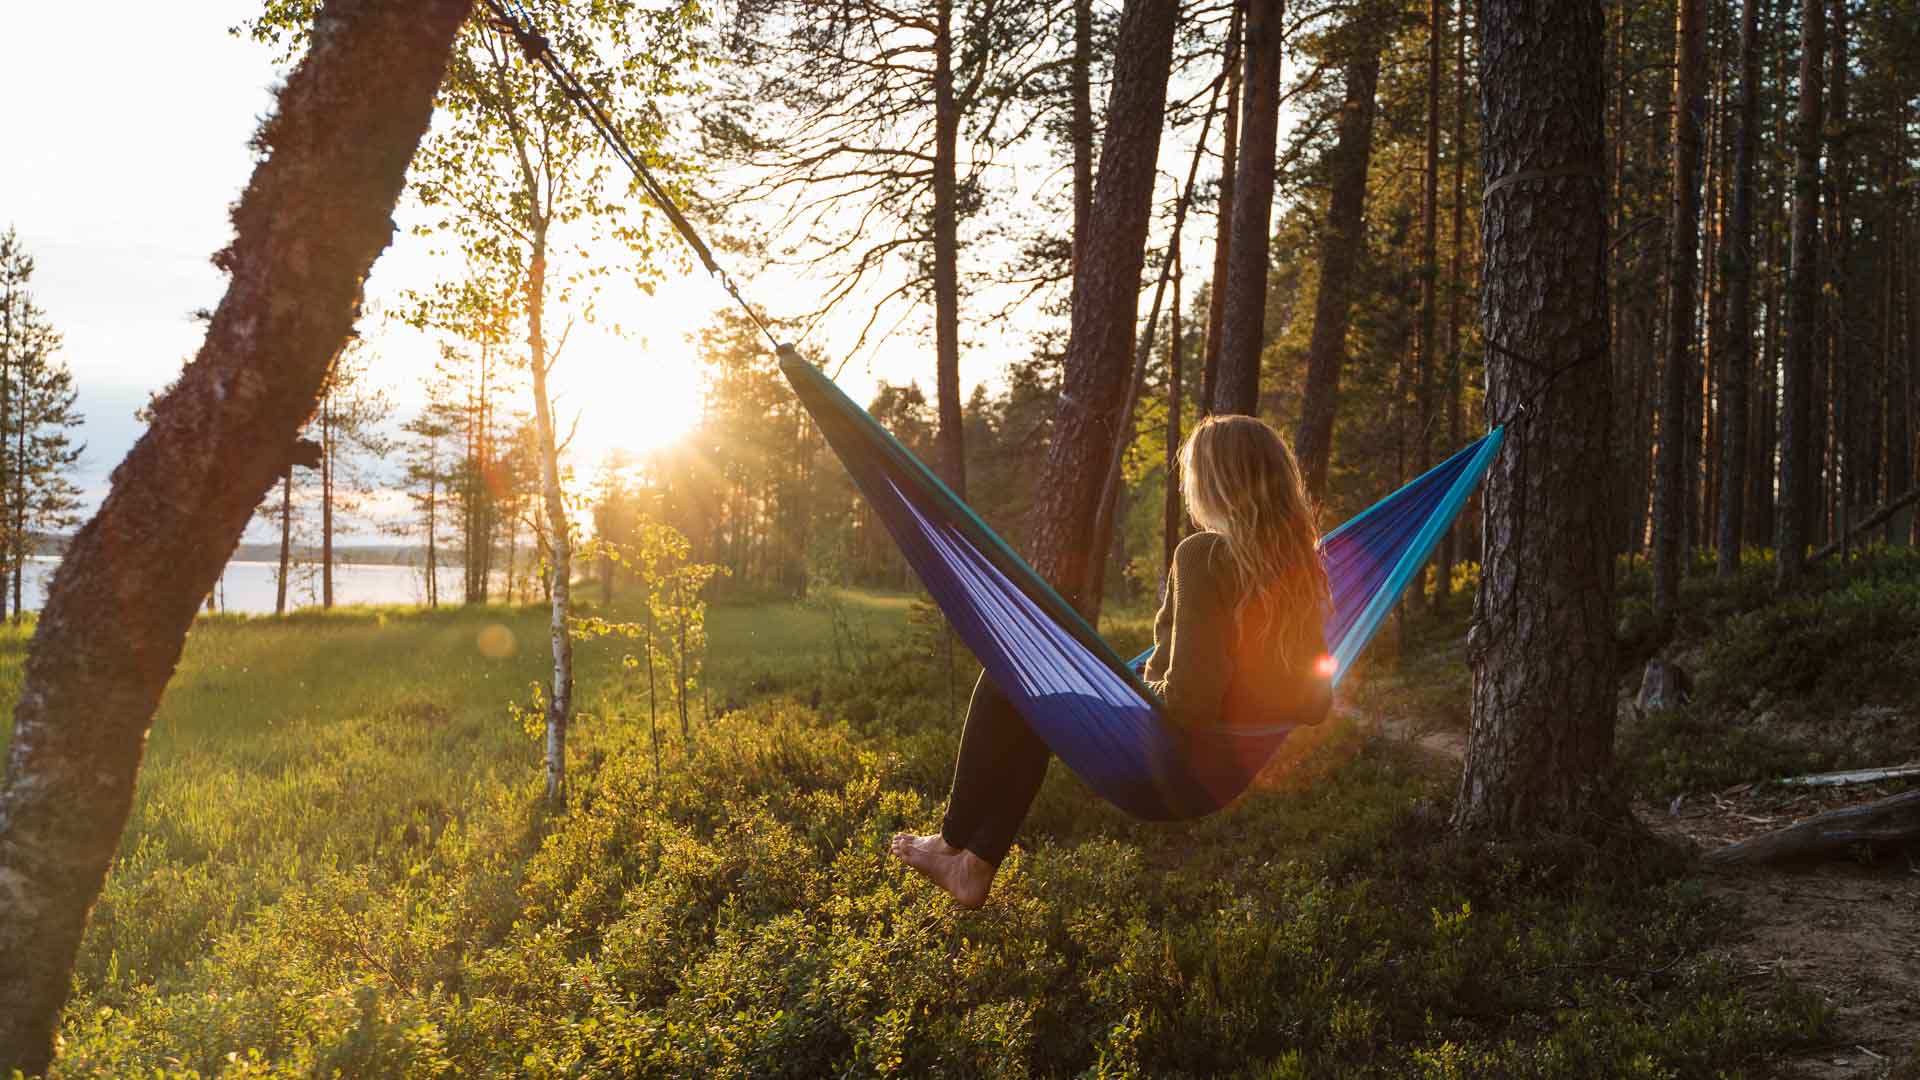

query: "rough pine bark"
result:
(1716, 0), (1761, 576)
(1028, 0), (1177, 617)
(934, 0), (966, 498)
(0, 1), (470, 1071)
(1294, 46), (1382, 500)
(1776, 0), (1823, 588)
(1201, 9), (1242, 416)
(1653, 0), (1705, 615)
(1213, 0), (1284, 416)
(1455, 0), (1622, 837)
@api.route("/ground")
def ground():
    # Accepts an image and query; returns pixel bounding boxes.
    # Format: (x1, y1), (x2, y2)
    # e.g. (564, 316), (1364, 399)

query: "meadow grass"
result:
(0, 589), (1830, 1077)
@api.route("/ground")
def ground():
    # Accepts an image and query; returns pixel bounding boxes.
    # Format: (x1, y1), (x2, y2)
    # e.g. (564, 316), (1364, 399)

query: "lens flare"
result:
(1315, 654), (1338, 680)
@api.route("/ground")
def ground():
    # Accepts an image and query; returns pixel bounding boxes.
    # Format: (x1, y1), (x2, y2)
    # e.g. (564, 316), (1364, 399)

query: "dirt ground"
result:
(1644, 786), (1920, 1079)
(1361, 712), (1920, 1077)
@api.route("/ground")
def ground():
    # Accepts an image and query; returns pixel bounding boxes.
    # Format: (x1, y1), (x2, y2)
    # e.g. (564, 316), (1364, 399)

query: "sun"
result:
(561, 328), (704, 461)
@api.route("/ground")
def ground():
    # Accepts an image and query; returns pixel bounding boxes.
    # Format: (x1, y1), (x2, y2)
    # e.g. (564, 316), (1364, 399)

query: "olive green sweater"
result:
(1141, 531), (1329, 730)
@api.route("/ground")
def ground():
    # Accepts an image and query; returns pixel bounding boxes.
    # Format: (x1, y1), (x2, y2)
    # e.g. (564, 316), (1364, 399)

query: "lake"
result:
(17, 556), (481, 615)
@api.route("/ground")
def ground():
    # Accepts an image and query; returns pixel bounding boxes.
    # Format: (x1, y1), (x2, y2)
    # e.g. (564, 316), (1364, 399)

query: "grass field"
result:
(0, 587), (1833, 1077)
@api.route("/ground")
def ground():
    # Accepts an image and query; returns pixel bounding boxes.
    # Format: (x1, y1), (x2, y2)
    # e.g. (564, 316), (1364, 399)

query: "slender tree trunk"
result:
(1455, 0), (1621, 837)
(321, 398), (335, 609)
(276, 472), (292, 615)
(1071, 0), (1093, 277)
(1201, 9), (1242, 417)
(1776, 0), (1824, 587)
(1295, 44), (1382, 500)
(1653, 0), (1705, 615)
(426, 462), (439, 609)
(1416, 0), (1442, 607)
(1028, 0), (1178, 619)
(0, 3), (468, 1070)
(1717, 0), (1762, 575)
(1165, 255), (1184, 570)
(527, 239), (574, 802)
(1436, 0), (1472, 601)
(1213, 0), (1284, 416)
(933, 0), (965, 498)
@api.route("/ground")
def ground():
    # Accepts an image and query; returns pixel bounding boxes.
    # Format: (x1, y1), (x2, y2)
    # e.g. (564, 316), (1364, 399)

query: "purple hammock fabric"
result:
(783, 355), (1504, 821)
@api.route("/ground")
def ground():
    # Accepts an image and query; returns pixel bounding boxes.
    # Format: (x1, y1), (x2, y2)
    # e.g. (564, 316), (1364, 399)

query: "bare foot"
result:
(889, 832), (996, 909)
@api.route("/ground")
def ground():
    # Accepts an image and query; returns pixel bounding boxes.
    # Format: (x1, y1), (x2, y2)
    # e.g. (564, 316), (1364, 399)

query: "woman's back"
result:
(1143, 531), (1331, 732)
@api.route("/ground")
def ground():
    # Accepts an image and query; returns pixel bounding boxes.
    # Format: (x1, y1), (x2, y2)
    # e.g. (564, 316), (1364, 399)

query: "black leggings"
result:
(939, 673), (1050, 867)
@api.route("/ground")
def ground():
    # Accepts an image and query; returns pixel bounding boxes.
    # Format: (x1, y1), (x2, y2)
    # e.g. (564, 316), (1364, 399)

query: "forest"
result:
(0, 0), (1917, 1075)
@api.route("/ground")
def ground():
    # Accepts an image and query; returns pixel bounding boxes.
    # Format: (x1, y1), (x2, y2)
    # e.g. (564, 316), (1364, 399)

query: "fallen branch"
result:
(1810, 483), (1920, 562)
(1771, 763), (1920, 789)
(1704, 789), (1920, 866)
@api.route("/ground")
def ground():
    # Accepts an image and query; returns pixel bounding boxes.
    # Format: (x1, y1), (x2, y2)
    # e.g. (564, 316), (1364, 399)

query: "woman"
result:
(891, 414), (1333, 908)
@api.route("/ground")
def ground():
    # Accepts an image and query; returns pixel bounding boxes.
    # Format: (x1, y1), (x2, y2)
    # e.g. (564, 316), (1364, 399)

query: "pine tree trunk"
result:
(1653, 0), (1705, 615)
(1776, 0), (1824, 587)
(1436, 0), (1472, 602)
(933, 0), (965, 499)
(1415, 0), (1442, 607)
(1455, 0), (1622, 838)
(1028, 0), (1177, 618)
(528, 241), (574, 802)
(1295, 44), (1382, 500)
(1165, 256), (1184, 570)
(1213, 0), (1284, 417)
(0, 2), (468, 1070)
(1716, 0), (1761, 575)
(1201, 9), (1242, 417)
(1071, 0), (1093, 277)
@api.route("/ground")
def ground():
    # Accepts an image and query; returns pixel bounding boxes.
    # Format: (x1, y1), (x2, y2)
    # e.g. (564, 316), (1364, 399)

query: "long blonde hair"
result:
(1178, 415), (1330, 669)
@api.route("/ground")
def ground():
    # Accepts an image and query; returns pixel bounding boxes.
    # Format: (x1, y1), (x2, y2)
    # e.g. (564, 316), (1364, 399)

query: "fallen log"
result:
(1771, 763), (1920, 789)
(1704, 789), (1920, 866)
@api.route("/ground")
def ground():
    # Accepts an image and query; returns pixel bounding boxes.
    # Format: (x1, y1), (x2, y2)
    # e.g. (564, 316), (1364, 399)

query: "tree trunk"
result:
(1027, 0), (1178, 619)
(527, 242), (574, 802)
(321, 397), (335, 609)
(276, 472), (292, 615)
(1776, 0), (1823, 588)
(1716, 0), (1761, 576)
(1201, 9), (1242, 417)
(0, 2), (468, 1071)
(426, 463), (439, 609)
(1415, 0), (1442, 607)
(1653, 0), (1705, 615)
(1213, 0), (1284, 417)
(1455, 0), (1622, 837)
(933, 0), (965, 498)
(1294, 44), (1382, 500)
(1436, 0), (1472, 602)
(1071, 0), (1093, 278)
(1704, 789), (1920, 866)
(1165, 255), (1184, 571)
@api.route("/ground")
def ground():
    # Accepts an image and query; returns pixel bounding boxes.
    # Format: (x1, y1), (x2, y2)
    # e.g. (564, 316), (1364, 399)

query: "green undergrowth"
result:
(1615, 546), (1920, 798)
(0, 594), (1827, 1077)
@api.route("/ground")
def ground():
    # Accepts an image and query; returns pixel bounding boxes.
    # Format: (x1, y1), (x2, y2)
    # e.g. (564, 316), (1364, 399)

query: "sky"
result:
(2, 2), (1246, 545)
(1, 2), (724, 542)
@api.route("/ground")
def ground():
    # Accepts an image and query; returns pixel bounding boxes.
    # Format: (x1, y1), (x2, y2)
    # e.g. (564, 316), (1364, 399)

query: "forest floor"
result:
(1357, 560), (1920, 1080)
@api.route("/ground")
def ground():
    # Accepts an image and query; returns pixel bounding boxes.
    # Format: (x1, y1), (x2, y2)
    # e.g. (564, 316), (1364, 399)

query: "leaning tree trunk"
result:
(1028, 0), (1178, 618)
(1776, 0), (1824, 588)
(1653, 0), (1705, 616)
(1212, 0), (1284, 417)
(1715, 0), (1761, 576)
(1455, 0), (1623, 838)
(0, 1), (469, 1071)
(1295, 44), (1382, 501)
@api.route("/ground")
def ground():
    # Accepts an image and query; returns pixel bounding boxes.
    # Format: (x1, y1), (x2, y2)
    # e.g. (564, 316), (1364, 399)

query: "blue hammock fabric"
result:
(783, 356), (1503, 820)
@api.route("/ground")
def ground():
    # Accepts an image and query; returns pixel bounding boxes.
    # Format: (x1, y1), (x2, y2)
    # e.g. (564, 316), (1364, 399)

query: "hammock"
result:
(784, 355), (1504, 821)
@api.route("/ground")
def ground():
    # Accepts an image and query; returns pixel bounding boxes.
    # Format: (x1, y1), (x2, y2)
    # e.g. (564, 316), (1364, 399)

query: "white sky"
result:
(1, 2), (1249, 544)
